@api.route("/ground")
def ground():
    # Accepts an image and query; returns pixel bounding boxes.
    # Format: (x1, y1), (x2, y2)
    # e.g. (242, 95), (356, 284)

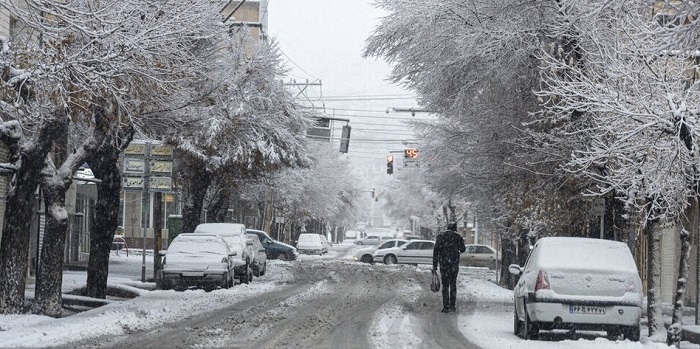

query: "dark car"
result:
(246, 229), (299, 261)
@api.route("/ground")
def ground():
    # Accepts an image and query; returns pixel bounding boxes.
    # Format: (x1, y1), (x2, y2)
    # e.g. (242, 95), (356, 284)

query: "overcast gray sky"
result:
(267, 0), (427, 182)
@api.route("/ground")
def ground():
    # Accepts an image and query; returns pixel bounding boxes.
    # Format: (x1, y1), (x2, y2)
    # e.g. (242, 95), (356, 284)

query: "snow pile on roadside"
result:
(0, 260), (294, 347)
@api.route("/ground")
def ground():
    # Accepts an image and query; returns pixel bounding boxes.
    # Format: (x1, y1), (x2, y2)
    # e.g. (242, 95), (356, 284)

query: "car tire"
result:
(623, 325), (640, 341)
(384, 254), (398, 265)
(241, 263), (252, 284)
(357, 241), (363, 245)
(513, 304), (522, 336)
(260, 262), (266, 276)
(278, 253), (288, 261)
(360, 255), (373, 263)
(521, 303), (538, 340)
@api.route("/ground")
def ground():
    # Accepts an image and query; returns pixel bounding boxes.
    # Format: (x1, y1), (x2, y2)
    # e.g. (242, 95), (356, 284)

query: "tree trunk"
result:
(0, 165), (43, 314)
(32, 187), (69, 317)
(181, 164), (212, 234)
(0, 115), (65, 314)
(85, 146), (124, 299)
(647, 219), (664, 338)
(206, 177), (231, 223)
(499, 237), (518, 290)
(668, 196), (698, 346)
(667, 227), (692, 346)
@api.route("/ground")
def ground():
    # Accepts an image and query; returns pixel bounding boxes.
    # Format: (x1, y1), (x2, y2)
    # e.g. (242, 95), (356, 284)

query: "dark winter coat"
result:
(432, 230), (466, 270)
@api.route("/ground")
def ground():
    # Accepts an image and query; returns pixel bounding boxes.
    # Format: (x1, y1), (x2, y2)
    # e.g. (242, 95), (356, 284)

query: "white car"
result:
(355, 235), (382, 246)
(159, 234), (236, 291)
(296, 233), (325, 255)
(246, 233), (268, 277)
(193, 223), (253, 284)
(461, 244), (501, 269)
(509, 237), (643, 341)
(354, 239), (408, 263)
(373, 239), (435, 265)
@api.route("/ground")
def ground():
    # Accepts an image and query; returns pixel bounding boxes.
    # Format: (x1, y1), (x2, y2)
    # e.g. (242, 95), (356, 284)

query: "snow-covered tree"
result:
(0, 0), (222, 316)
(534, 1), (700, 341)
(168, 33), (312, 235)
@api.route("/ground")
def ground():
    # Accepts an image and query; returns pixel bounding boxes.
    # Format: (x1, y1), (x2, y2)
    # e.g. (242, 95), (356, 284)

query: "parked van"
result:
(193, 223), (253, 284)
(296, 233), (325, 255)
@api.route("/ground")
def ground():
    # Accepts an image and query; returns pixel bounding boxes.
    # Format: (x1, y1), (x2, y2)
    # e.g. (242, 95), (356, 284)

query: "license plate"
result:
(569, 305), (605, 315)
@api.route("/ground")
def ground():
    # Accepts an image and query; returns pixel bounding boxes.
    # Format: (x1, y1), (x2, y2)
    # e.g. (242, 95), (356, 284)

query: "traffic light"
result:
(387, 155), (394, 174)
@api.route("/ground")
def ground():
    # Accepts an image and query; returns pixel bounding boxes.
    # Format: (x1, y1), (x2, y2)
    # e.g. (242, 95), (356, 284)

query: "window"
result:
(404, 242), (420, 250)
(420, 242), (434, 250)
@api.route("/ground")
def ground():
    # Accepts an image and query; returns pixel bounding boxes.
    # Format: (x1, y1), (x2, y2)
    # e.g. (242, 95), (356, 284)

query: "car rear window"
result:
(535, 238), (636, 272)
(169, 236), (227, 254)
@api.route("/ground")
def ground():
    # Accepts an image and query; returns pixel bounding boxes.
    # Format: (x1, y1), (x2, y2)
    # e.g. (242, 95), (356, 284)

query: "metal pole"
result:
(141, 142), (151, 282)
(599, 214), (604, 239)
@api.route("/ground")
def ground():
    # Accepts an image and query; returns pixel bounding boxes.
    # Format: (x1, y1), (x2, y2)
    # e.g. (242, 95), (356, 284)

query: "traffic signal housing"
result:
(387, 155), (394, 174)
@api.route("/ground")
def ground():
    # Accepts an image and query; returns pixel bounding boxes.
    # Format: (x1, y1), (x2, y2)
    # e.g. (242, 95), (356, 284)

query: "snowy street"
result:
(0, 243), (687, 348)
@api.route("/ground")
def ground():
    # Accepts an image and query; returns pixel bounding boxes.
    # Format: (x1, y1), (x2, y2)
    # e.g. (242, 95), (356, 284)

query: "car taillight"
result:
(626, 279), (638, 293)
(535, 270), (550, 291)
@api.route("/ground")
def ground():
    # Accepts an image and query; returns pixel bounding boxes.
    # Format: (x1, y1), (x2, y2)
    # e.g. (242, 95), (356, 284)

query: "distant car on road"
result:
(373, 239), (435, 265)
(461, 244), (500, 270)
(354, 235), (382, 246)
(296, 233), (325, 255)
(353, 239), (408, 264)
(159, 233), (235, 291)
(509, 237), (643, 341)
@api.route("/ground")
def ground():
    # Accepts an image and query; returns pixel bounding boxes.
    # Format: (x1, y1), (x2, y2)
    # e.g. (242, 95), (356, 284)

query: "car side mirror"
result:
(246, 238), (254, 246)
(158, 250), (167, 256)
(229, 251), (237, 256)
(508, 264), (522, 275)
(259, 248), (266, 252)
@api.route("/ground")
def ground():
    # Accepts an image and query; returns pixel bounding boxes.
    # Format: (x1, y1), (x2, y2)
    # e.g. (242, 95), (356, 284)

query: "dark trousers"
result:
(440, 265), (459, 309)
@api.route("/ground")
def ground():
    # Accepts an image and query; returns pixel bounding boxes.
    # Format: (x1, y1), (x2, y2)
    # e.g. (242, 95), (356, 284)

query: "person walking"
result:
(432, 221), (466, 313)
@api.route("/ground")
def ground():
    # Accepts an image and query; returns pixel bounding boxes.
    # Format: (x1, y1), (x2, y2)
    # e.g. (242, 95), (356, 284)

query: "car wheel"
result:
(357, 241), (363, 245)
(521, 303), (538, 340)
(623, 325), (640, 341)
(360, 255), (373, 263)
(241, 264), (252, 284)
(513, 304), (522, 336)
(278, 253), (288, 261)
(260, 262), (266, 276)
(384, 254), (398, 265)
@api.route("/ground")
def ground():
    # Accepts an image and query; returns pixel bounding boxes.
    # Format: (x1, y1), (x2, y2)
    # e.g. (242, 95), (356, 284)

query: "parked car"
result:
(509, 237), (643, 341)
(461, 244), (501, 269)
(246, 233), (267, 277)
(246, 229), (298, 261)
(296, 233), (325, 255)
(354, 235), (382, 246)
(319, 234), (331, 254)
(193, 223), (253, 284)
(354, 239), (408, 264)
(373, 239), (435, 265)
(159, 233), (235, 291)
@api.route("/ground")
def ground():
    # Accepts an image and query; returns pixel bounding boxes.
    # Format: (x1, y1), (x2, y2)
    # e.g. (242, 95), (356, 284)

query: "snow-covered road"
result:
(0, 243), (689, 348)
